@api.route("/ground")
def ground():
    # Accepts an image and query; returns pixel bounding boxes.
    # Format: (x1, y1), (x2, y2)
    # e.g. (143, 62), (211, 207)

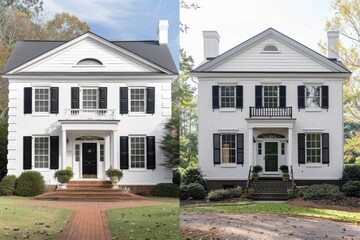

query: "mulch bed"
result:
(288, 197), (360, 212)
(180, 197), (247, 207)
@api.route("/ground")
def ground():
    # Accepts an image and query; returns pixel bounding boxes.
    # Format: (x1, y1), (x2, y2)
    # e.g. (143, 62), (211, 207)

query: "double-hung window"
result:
(305, 85), (321, 108)
(221, 134), (236, 164)
(130, 88), (146, 113)
(34, 137), (49, 168)
(34, 88), (50, 113)
(130, 136), (146, 168)
(263, 86), (278, 108)
(306, 133), (321, 163)
(82, 89), (98, 109)
(220, 86), (235, 108)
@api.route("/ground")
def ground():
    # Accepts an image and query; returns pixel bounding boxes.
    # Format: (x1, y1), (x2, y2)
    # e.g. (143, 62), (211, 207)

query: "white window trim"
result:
(219, 85), (236, 109)
(81, 87), (99, 109)
(305, 133), (322, 166)
(262, 85), (279, 108)
(304, 85), (322, 110)
(129, 135), (147, 170)
(220, 133), (237, 165)
(99, 143), (105, 162)
(32, 136), (50, 170)
(33, 87), (50, 114)
(128, 87), (147, 114)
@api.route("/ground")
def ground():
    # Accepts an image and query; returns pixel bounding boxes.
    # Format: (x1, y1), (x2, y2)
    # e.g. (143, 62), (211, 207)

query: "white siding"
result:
(212, 37), (330, 72)
(22, 38), (153, 72)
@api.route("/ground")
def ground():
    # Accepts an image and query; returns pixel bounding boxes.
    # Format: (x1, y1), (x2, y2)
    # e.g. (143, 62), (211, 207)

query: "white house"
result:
(193, 28), (351, 190)
(1, 21), (178, 191)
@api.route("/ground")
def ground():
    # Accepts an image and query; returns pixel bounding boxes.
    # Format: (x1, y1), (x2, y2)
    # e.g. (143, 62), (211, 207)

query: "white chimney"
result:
(203, 31), (220, 61)
(158, 20), (169, 45)
(327, 31), (339, 60)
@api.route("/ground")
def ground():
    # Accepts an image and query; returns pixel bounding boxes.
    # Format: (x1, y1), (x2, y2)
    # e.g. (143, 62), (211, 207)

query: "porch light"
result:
(253, 137), (256, 143)
(66, 138), (69, 144)
(88, 148), (92, 153)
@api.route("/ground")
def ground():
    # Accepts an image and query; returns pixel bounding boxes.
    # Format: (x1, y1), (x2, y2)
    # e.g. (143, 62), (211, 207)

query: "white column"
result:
(288, 128), (293, 167)
(113, 130), (118, 169)
(62, 130), (67, 169)
(248, 128), (254, 167)
(104, 136), (110, 172)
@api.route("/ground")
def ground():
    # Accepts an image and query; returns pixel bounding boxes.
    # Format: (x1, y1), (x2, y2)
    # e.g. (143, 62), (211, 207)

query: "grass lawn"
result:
(0, 196), (30, 202)
(0, 202), (71, 239)
(107, 197), (179, 240)
(183, 203), (360, 223)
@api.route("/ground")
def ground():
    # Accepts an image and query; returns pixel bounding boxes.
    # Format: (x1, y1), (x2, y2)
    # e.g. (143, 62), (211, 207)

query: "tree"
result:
(0, 0), (43, 16)
(324, 0), (360, 162)
(0, 119), (7, 181)
(44, 12), (90, 41)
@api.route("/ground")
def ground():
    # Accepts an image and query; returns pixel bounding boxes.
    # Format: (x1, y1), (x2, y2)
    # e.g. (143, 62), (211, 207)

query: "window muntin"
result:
(306, 134), (321, 163)
(75, 144), (80, 162)
(221, 134), (236, 164)
(130, 88), (145, 113)
(100, 144), (105, 162)
(220, 86), (235, 108)
(34, 88), (49, 113)
(130, 137), (145, 168)
(34, 137), (49, 168)
(263, 86), (278, 108)
(305, 85), (321, 108)
(82, 89), (98, 109)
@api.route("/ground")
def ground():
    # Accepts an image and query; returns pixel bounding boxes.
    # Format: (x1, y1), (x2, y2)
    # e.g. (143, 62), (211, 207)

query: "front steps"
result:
(250, 179), (292, 201)
(34, 180), (148, 202)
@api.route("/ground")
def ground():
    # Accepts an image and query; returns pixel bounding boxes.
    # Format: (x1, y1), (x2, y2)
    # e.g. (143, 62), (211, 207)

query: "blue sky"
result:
(44, 0), (179, 68)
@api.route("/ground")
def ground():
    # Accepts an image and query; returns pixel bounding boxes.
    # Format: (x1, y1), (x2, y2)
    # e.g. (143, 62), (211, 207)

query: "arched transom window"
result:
(75, 136), (105, 141)
(258, 133), (285, 139)
(76, 58), (103, 66)
(263, 44), (279, 52)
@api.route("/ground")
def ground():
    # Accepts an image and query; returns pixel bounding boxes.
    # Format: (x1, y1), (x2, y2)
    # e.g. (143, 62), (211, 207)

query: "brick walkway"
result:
(10, 200), (166, 240)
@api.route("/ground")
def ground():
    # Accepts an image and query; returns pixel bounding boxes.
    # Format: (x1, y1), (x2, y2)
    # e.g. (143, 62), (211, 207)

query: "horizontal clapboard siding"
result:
(213, 38), (330, 72)
(24, 38), (152, 72)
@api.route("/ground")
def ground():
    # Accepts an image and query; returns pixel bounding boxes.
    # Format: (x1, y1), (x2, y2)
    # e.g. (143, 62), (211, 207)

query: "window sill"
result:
(220, 163), (237, 168)
(31, 113), (51, 117)
(305, 164), (323, 168)
(305, 108), (322, 112)
(219, 108), (236, 112)
(128, 113), (147, 117)
(128, 169), (147, 172)
(32, 168), (51, 172)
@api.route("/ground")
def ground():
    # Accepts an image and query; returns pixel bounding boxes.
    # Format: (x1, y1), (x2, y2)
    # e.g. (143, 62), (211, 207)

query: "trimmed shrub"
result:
(342, 165), (360, 184)
(253, 165), (263, 173)
(341, 181), (360, 197)
(180, 183), (206, 200)
(208, 191), (223, 202)
(172, 169), (181, 185)
(0, 175), (17, 196)
(54, 169), (74, 184)
(154, 183), (179, 197)
(15, 171), (45, 196)
(181, 167), (206, 189)
(279, 165), (289, 173)
(208, 187), (242, 202)
(299, 184), (343, 201)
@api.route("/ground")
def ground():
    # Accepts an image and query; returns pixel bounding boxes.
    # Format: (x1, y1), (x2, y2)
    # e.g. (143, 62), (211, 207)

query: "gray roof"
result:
(2, 36), (178, 74)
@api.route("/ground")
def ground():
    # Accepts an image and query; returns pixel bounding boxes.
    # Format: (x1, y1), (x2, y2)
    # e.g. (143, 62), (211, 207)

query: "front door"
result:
(264, 142), (278, 172)
(82, 143), (97, 178)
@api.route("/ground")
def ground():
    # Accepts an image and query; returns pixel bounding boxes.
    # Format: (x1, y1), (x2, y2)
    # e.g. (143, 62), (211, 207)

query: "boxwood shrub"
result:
(341, 165), (360, 184)
(299, 184), (343, 201)
(0, 175), (17, 196)
(15, 171), (45, 196)
(180, 183), (206, 200)
(154, 183), (179, 197)
(181, 168), (206, 189)
(341, 181), (360, 197)
(208, 187), (242, 202)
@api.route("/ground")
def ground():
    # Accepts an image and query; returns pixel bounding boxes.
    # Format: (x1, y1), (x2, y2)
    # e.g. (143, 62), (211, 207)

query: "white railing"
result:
(64, 109), (116, 120)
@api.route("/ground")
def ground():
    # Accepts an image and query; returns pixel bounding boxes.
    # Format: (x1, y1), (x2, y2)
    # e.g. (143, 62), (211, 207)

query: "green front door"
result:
(265, 142), (278, 172)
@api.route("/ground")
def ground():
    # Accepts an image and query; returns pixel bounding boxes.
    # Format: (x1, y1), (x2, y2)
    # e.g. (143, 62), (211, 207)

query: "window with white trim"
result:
(82, 89), (98, 109)
(306, 133), (321, 163)
(34, 137), (49, 168)
(220, 86), (235, 108)
(130, 88), (145, 113)
(221, 134), (236, 164)
(34, 88), (50, 113)
(263, 86), (278, 108)
(130, 137), (145, 168)
(100, 144), (105, 162)
(305, 85), (321, 108)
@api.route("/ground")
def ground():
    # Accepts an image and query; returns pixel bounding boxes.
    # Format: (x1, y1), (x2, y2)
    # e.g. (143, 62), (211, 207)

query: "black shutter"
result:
(146, 87), (155, 114)
(322, 133), (330, 164)
(236, 86), (243, 109)
(321, 86), (329, 109)
(50, 136), (59, 169)
(50, 87), (59, 114)
(212, 86), (220, 109)
(120, 87), (128, 114)
(23, 136), (32, 170)
(255, 85), (262, 108)
(120, 136), (129, 169)
(213, 134), (221, 165)
(24, 87), (32, 114)
(298, 86), (305, 109)
(71, 87), (79, 109)
(146, 136), (156, 169)
(279, 86), (286, 108)
(99, 87), (107, 109)
(236, 133), (244, 165)
(298, 133), (305, 164)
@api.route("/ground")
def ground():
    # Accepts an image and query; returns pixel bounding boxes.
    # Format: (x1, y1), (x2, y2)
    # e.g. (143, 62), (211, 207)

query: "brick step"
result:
(34, 192), (147, 201)
(66, 183), (112, 187)
(65, 186), (113, 190)
(57, 188), (122, 192)
(53, 191), (134, 196)
(252, 193), (288, 201)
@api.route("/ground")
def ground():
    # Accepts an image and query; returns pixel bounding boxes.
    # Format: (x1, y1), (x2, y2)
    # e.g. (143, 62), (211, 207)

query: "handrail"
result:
(249, 107), (292, 118)
(290, 165), (296, 190)
(64, 109), (116, 120)
(246, 166), (252, 192)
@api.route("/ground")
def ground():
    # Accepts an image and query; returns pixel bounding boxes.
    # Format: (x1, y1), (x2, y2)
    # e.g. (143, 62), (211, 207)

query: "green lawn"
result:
(0, 203), (71, 239)
(0, 196), (30, 202)
(107, 198), (179, 240)
(183, 203), (360, 223)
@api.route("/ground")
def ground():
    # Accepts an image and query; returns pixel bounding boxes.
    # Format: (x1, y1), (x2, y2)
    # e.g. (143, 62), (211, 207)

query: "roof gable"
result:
(194, 28), (350, 73)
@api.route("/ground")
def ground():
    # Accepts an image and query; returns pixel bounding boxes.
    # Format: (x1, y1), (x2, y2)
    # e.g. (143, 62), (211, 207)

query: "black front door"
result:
(265, 142), (278, 172)
(82, 143), (97, 177)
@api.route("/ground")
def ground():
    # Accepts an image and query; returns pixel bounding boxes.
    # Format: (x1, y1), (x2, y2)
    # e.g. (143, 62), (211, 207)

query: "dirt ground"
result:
(288, 197), (360, 212)
(181, 211), (360, 240)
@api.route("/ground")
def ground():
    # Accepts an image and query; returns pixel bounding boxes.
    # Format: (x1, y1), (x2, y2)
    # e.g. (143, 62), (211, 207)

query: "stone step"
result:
(252, 193), (288, 201)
